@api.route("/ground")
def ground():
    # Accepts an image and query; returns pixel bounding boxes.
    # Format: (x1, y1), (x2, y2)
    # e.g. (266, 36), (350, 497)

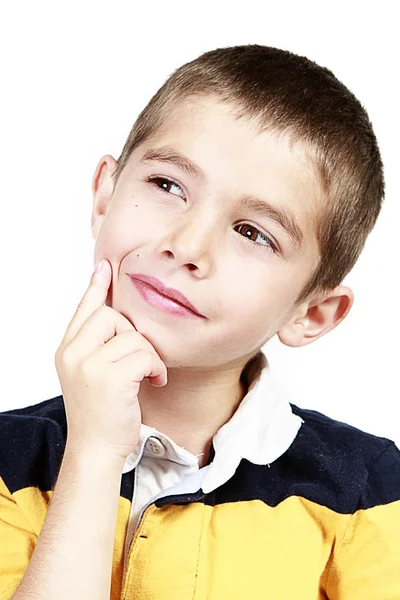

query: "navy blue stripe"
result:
(1, 396), (399, 513)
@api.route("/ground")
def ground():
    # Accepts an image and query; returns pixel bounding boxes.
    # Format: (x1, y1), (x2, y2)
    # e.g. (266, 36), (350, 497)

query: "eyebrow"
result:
(139, 145), (304, 249)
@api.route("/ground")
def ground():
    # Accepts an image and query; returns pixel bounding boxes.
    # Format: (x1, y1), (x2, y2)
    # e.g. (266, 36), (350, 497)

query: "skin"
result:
(91, 96), (354, 466)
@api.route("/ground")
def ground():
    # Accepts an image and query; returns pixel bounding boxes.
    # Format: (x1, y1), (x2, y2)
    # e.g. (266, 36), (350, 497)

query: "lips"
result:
(128, 273), (205, 317)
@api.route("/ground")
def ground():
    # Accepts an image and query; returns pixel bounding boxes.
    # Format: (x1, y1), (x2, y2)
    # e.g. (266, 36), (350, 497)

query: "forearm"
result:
(12, 440), (125, 600)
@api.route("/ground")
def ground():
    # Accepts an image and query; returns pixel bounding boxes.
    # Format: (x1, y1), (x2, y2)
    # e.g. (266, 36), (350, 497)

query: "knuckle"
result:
(98, 305), (112, 318)
(76, 298), (88, 312)
(140, 349), (154, 371)
(120, 329), (139, 342)
(58, 345), (76, 370)
(79, 355), (96, 378)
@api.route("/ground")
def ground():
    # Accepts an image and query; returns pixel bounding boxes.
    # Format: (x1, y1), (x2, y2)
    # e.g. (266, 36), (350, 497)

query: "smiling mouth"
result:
(129, 277), (206, 319)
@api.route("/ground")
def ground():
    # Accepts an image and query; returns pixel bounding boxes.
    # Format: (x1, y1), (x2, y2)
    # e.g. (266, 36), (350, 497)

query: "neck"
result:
(137, 361), (251, 466)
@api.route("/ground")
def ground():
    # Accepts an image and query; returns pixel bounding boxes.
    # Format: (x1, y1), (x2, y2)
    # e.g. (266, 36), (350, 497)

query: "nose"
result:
(160, 207), (221, 270)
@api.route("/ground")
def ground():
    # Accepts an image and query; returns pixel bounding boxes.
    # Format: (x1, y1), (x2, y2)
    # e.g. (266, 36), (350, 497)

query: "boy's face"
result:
(91, 96), (324, 370)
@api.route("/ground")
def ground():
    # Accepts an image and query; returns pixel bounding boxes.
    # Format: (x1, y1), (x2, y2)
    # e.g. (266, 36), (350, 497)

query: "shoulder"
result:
(285, 403), (400, 511)
(0, 396), (67, 494)
(289, 402), (395, 461)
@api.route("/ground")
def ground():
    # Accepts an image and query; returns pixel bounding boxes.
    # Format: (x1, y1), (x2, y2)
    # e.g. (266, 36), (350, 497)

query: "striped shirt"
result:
(1, 350), (399, 599)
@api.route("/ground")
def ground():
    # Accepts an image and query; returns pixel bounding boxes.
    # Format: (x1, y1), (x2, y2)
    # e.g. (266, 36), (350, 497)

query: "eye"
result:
(146, 176), (185, 198)
(235, 223), (278, 254)
(145, 175), (278, 255)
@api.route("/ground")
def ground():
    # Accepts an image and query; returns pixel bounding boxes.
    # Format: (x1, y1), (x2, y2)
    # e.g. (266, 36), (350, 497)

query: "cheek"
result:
(220, 276), (297, 342)
(94, 205), (150, 255)
(224, 288), (278, 341)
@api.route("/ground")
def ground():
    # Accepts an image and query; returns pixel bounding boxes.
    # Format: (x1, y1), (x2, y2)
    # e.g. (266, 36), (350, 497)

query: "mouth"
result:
(128, 274), (206, 319)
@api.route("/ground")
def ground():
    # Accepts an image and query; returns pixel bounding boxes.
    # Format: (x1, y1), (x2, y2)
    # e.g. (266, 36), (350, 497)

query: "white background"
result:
(1, 1), (399, 445)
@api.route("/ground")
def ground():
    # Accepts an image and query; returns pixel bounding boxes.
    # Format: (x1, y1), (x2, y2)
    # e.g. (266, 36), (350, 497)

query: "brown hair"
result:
(112, 44), (385, 304)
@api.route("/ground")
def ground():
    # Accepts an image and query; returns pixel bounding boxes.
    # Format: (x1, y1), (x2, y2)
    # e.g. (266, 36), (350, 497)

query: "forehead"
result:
(134, 96), (323, 252)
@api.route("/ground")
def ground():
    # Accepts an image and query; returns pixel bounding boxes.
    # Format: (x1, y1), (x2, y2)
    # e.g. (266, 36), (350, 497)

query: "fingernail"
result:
(94, 259), (104, 273)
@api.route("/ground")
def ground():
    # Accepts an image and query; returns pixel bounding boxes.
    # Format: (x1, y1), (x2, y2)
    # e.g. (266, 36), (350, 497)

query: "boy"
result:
(1, 43), (399, 599)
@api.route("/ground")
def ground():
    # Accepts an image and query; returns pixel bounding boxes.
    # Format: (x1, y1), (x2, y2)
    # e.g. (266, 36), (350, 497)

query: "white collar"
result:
(122, 350), (304, 494)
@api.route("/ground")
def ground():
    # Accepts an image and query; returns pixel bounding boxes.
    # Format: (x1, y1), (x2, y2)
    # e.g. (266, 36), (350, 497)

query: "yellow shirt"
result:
(1, 350), (400, 599)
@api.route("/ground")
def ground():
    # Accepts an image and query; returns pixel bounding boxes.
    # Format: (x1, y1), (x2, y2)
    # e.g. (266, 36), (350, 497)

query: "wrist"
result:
(64, 436), (127, 471)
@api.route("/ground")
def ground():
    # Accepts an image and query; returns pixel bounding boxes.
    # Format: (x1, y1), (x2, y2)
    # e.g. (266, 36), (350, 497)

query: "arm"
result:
(3, 259), (166, 599)
(10, 441), (125, 600)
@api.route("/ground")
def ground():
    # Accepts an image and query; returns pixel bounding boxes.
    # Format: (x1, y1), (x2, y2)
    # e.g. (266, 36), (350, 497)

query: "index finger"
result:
(58, 258), (112, 349)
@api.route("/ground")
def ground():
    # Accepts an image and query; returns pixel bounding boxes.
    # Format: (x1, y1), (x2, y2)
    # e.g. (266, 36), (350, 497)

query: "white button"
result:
(145, 436), (166, 457)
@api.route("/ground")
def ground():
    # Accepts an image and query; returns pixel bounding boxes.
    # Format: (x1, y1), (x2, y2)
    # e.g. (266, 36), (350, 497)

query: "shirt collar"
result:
(122, 349), (304, 493)
(122, 422), (200, 474)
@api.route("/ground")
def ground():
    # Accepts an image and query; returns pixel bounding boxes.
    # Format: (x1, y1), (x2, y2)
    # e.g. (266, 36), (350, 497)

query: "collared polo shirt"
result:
(120, 349), (303, 567)
(1, 349), (400, 599)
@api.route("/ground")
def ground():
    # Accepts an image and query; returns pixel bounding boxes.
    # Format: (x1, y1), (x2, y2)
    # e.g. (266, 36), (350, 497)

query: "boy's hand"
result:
(54, 258), (168, 462)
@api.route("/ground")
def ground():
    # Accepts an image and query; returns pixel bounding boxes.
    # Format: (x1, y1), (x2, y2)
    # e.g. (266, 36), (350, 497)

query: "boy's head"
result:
(91, 44), (384, 370)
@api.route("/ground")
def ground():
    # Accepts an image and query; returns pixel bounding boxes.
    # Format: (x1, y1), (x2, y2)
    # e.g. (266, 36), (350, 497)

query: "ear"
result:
(91, 154), (118, 239)
(277, 285), (354, 347)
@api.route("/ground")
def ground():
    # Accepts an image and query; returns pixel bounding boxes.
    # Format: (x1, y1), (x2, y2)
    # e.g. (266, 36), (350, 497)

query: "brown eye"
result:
(235, 223), (277, 254)
(147, 176), (185, 199)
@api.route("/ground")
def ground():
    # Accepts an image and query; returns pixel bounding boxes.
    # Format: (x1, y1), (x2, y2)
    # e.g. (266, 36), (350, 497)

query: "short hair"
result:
(112, 44), (385, 305)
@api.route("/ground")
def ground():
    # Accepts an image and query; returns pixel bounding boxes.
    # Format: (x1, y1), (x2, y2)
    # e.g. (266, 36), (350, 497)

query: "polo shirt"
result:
(119, 349), (303, 569)
(1, 349), (400, 599)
